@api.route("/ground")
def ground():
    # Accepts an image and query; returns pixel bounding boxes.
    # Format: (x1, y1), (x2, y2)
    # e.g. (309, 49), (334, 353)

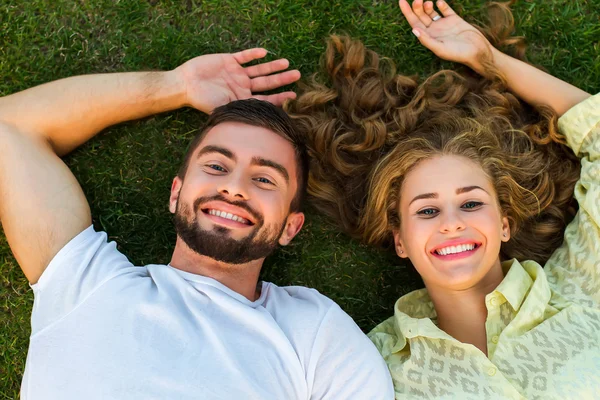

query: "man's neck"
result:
(426, 264), (505, 356)
(169, 237), (264, 301)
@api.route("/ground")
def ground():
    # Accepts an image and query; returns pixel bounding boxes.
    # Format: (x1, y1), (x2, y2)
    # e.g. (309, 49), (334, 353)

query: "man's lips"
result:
(202, 210), (253, 228)
(200, 201), (256, 226)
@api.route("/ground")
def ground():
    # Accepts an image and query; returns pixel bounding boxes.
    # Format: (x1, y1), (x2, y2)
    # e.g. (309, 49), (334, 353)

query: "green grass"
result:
(0, 0), (598, 396)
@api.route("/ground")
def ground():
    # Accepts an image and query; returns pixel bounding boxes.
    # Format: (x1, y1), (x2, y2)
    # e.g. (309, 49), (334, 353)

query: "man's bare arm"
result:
(0, 49), (300, 156)
(0, 124), (91, 283)
(0, 49), (300, 283)
(0, 72), (186, 156)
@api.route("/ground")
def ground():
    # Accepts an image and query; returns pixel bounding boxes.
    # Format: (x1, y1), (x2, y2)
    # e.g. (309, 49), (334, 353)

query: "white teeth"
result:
(207, 209), (249, 225)
(436, 244), (476, 256)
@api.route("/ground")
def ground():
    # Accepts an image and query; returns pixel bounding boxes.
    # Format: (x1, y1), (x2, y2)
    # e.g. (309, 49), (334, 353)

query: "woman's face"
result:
(394, 154), (511, 291)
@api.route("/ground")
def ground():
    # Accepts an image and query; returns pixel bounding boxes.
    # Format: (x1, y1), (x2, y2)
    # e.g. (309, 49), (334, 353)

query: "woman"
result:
(287, 0), (598, 398)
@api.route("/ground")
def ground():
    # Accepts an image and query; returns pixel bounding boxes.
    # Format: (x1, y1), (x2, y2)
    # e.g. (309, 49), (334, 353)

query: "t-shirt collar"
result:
(167, 264), (269, 307)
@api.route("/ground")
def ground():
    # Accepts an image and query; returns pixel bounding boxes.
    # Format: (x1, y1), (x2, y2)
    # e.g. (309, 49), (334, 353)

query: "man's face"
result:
(169, 122), (304, 264)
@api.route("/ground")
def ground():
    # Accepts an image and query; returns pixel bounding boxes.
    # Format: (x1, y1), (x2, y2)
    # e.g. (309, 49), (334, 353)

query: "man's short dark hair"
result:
(178, 99), (308, 212)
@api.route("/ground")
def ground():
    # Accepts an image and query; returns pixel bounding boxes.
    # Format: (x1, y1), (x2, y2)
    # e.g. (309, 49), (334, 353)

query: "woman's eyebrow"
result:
(409, 186), (489, 206)
(456, 185), (488, 195)
(409, 192), (438, 206)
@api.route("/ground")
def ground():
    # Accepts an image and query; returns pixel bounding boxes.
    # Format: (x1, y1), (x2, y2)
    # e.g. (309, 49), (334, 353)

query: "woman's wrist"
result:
(466, 45), (502, 76)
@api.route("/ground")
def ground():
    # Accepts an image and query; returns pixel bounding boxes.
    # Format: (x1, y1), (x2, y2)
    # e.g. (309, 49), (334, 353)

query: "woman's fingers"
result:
(412, 0), (434, 27)
(399, 0), (427, 30)
(436, 0), (457, 17)
(424, 1), (442, 21)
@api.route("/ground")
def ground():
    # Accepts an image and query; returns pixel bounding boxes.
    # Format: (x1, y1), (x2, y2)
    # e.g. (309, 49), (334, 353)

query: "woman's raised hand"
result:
(399, 0), (493, 72)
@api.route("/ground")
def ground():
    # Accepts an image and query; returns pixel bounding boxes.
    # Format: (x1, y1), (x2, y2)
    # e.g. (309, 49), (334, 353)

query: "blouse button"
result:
(487, 367), (497, 376)
(491, 335), (499, 344)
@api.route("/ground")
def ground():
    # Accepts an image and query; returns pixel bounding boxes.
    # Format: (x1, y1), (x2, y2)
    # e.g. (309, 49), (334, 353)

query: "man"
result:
(0, 49), (393, 399)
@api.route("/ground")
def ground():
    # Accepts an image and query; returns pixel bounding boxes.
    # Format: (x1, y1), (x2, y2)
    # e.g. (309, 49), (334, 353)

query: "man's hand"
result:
(399, 0), (492, 73)
(174, 49), (301, 114)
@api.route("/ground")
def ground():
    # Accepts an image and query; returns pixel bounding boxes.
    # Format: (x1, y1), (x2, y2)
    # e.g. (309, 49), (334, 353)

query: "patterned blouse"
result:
(368, 93), (600, 400)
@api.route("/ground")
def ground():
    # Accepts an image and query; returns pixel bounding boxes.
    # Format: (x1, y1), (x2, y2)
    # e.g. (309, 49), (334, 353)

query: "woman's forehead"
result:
(401, 155), (493, 201)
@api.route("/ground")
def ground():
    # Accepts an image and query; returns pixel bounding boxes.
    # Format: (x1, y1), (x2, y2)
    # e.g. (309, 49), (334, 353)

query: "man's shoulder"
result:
(262, 282), (357, 334)
(264, 282), (336, 311)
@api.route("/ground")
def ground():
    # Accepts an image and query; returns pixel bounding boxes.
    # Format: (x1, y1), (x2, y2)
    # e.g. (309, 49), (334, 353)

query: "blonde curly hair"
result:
(285, 3), (579, 264)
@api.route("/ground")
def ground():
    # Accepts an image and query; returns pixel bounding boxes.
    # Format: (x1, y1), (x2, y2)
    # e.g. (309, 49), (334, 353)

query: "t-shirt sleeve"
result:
(546, 93), (600, 305)
(307, 303), (394, 399)
(30, 225), (135, 335)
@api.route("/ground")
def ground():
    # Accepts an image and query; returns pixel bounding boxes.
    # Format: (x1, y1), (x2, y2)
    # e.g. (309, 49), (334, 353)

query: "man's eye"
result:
(207, 164), (226, 172)
(255, 177), (273, 185)
(462, 201), (483, 210)
(417, 208), (438, 216)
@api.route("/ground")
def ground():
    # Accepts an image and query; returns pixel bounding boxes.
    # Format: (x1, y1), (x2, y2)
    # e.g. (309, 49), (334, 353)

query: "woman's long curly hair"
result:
(285, 2), (580, 264)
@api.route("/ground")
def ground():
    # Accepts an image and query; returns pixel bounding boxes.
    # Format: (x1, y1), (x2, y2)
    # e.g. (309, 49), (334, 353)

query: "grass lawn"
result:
(1, 0), (598, 397)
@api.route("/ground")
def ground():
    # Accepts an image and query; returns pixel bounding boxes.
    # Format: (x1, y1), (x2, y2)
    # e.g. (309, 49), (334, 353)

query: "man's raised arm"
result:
(0, 49), (300, 283)
(0, 49), (300, 155)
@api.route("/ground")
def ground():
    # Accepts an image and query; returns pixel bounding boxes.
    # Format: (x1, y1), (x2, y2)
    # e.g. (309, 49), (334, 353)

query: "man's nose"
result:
(218, 174), (250, 200)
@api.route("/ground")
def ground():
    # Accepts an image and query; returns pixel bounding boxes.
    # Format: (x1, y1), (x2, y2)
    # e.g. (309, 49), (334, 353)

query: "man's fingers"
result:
(436, 0), (456, 17)
(412, 0), (434, 27)
(245, 59), (291, 78)
(250, 70), (301, 92)
(399, 0), (427, 30)
(232, 48), (268, 64)
(253, 92), (297, 106)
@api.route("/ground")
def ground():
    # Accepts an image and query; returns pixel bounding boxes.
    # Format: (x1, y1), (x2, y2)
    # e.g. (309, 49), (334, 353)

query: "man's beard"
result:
(173, 194), (286, 264)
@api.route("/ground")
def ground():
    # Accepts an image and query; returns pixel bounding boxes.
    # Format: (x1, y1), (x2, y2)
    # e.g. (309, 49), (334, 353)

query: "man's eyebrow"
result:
(196, 145), (236, 161)
(456, 186), (488, 195)
(251, 156), (289, 184)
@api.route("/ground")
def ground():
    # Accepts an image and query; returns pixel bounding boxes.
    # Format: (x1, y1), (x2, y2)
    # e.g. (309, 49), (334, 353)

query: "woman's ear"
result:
(393, 229), (409, 258)
(501, 216), (511, 242)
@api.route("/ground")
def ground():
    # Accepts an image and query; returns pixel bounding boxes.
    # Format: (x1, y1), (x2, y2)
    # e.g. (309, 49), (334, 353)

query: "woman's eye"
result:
(255, 177), (274, 185)
(207, 164), (226, 172)
(417, 208), (438, 216)
(462, 201), (483, 210)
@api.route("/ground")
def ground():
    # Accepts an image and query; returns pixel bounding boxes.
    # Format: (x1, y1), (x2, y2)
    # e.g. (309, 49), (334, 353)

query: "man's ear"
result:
(169, 177), (183, 214)
(278, 212), (305, 246)
(393, 229), (408, 259)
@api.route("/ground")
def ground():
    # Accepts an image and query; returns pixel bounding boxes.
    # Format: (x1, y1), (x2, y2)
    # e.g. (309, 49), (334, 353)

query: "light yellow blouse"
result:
(368, 93), (600, 400)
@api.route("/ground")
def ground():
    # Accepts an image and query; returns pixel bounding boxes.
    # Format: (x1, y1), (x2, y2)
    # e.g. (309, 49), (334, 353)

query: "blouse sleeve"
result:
(545, 93), (600, 306)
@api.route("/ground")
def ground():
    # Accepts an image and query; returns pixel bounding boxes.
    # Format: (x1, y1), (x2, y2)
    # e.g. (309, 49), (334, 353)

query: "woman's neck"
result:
(426, 265), (504, 356)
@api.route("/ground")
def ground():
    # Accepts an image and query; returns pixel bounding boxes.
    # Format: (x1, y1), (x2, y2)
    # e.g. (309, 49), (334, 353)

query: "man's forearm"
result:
(475, 49), (590, 117)
(0, 70), (187, 156)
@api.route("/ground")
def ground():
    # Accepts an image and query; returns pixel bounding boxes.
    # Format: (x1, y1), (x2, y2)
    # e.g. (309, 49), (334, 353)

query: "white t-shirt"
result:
(21, 226), (393, 399)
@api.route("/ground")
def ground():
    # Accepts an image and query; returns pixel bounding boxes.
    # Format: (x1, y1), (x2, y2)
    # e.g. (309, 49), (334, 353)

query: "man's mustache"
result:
(193, 194), (263, 225)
